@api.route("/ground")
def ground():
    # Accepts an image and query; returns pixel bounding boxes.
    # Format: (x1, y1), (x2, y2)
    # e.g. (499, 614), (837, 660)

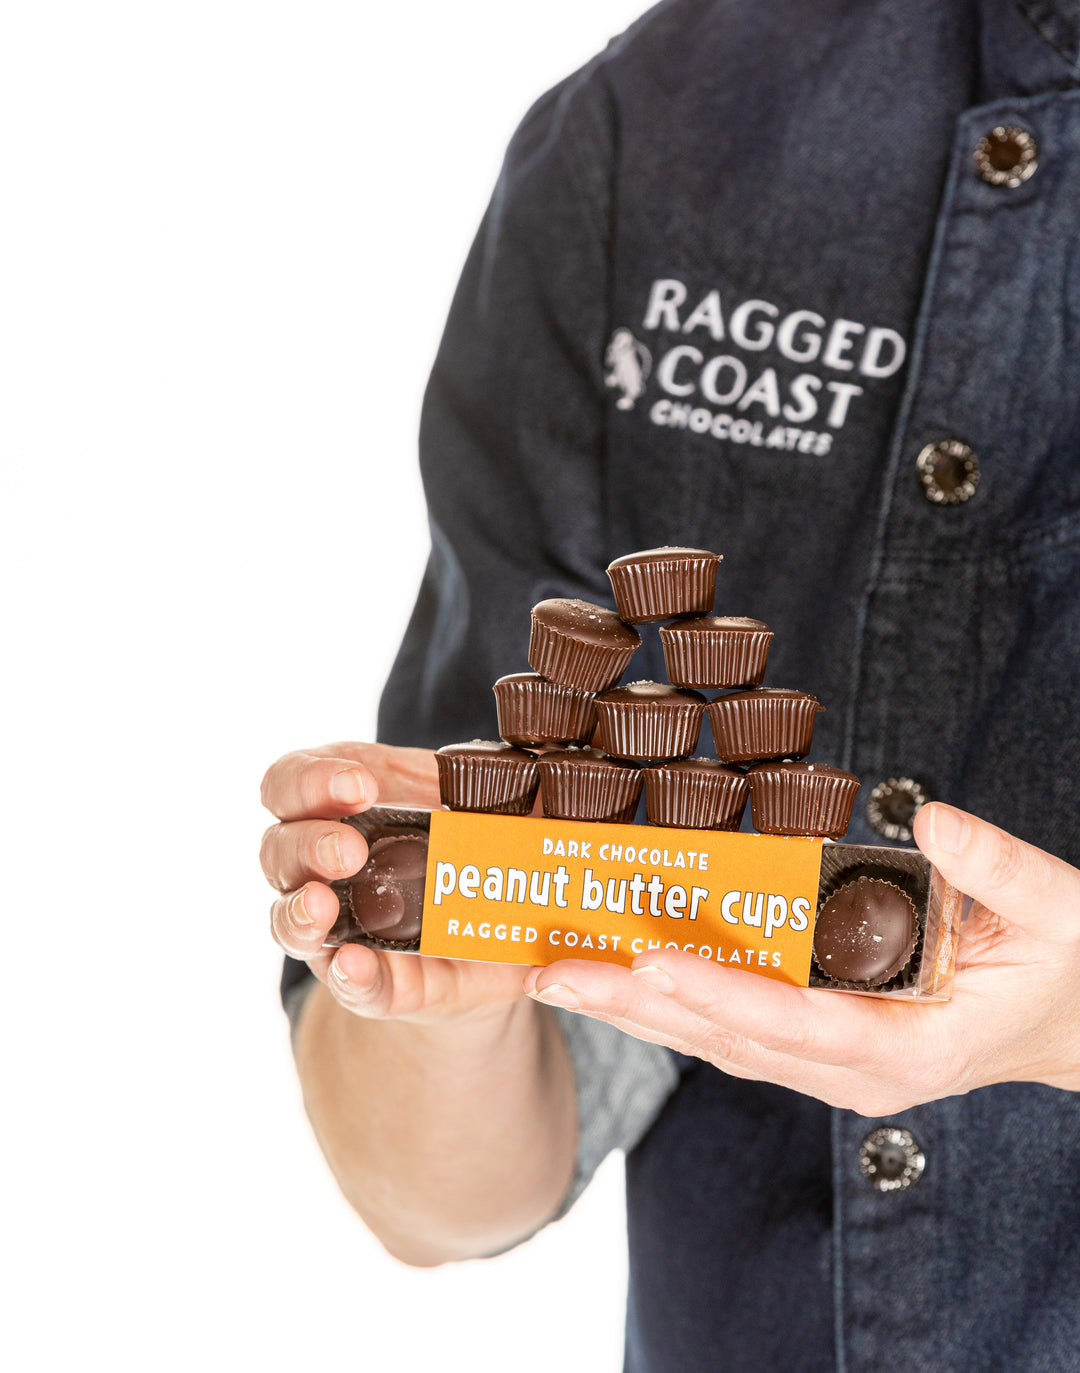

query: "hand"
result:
(523, 803), (1080, 1113)
(261, 742), (528, 1023)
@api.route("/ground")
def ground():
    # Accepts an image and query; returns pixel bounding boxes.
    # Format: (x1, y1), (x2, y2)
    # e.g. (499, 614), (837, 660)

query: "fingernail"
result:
(330, 769), (366, 806)
(928, 803), (970, 855)
(529, 983), (581, 1010)
(316, 831), (346, 872)
(632, 964), (674, 993)
(290, 887), (315, 927)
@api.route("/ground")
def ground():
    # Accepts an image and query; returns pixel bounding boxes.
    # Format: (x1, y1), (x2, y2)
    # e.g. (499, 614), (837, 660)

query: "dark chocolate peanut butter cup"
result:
(493, 672), (597, 747)
(660, 615), (773, 689)
(326, 804), (433, 950)
(606, 546), (723, 622)
(644, 758), (750, 830)
(347, 834), (427, 943)
(435, 740), (540, 815)
(538, 747), (643, 823)
(529, 598), (641, 692)
(594, 680), (706, 761)
(748, 760), (860, 839)
(812, 877), (918, 987)
(706, 688), (823, 763)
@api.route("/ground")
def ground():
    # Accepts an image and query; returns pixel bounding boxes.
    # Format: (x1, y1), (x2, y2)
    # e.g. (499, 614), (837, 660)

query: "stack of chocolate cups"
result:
(351, 546), (919, 992)
(436, 545), (861, 841)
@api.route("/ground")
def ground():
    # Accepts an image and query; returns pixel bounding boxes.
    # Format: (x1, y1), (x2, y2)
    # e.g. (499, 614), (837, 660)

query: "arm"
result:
(263, 741), (577, 1265)
(294, 982), (575, 1266)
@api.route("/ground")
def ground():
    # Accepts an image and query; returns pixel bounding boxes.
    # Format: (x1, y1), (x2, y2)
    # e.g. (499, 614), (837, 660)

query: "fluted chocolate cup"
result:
(326, 804), (432, 951)
(594, 681), (706, 761)
(529, 598), (641, 692)
(538, 747), (643, 823)
(660, 615), (773, 689)
(435, 740), (540, 815)
(812, 876), (919, 987)
(747, 761), (860, 839)
(493, 672), (598, 747)
(643, 758), (750, 830)
(606, 546), (723, 622)
(706, 688), (823, 763)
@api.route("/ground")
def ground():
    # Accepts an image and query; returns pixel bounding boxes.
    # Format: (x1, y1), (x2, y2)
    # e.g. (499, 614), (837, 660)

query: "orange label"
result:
(420, 812), (824, 985)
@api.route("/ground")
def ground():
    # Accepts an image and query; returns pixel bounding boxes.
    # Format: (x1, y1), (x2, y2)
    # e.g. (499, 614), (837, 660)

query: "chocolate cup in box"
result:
(528, 598), (641, 692)
(747, 760), (860, 839)
(538, 746), (644, 823)
(643, 757), (750, 830)
(812, 876), (918, 987)
(493, 672), (598, 747)
(810, 844), (931, 992)
(706, 688), (823, 763)
(606, 546), (723, 622)
(594, 681), (707, 761)
(326, 805), (433, 950)
(435, 740), (540, 815)
(659, 615), (773, 689)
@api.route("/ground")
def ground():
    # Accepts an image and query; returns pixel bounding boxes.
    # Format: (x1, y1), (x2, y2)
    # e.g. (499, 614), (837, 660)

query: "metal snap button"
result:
(859, 1127), (925, 1192)
(916, 439), (980, 505)
(866, 777), (929, 842)
(974, 126), (1038, 188)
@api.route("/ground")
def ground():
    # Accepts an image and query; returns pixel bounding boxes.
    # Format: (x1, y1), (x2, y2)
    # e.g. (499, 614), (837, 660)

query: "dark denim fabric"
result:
(364, 1), (1080, 1367)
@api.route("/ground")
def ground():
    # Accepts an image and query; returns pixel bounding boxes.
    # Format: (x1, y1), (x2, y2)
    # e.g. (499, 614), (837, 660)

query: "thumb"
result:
(912, 802), (1076, 931)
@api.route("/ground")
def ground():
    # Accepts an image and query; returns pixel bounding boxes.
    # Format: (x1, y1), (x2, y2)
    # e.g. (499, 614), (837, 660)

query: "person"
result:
(260, 1), (1080, 1366)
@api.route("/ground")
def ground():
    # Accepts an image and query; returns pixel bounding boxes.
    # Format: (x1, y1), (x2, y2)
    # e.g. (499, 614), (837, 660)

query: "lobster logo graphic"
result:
(604, 328), (652, 411)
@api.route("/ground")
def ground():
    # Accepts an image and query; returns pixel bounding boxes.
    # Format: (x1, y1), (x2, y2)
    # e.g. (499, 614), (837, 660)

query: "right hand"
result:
(260, 742), (530, 1023)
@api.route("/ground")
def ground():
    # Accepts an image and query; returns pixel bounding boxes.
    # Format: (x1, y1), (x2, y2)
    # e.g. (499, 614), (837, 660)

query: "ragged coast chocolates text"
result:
(420, 812), (821, 981)
(326, 546), (967, 999)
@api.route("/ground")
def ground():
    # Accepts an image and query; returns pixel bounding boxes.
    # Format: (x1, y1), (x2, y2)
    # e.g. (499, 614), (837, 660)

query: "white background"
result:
(3, 3), (650, 1369)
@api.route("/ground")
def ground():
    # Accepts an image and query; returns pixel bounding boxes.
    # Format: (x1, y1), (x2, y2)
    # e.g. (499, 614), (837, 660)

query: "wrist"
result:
(339, 991), (542, 1069)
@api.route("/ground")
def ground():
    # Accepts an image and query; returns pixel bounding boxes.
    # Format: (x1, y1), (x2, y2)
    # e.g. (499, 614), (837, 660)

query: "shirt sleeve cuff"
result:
(549, 1008), (680, 1221)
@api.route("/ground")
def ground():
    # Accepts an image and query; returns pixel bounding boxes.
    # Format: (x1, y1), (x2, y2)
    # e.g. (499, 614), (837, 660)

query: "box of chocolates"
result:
(325, 547), (968, 1001)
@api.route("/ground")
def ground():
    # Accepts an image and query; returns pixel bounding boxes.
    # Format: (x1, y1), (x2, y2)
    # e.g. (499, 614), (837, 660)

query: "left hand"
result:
(523, 803), (1080, 1114)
